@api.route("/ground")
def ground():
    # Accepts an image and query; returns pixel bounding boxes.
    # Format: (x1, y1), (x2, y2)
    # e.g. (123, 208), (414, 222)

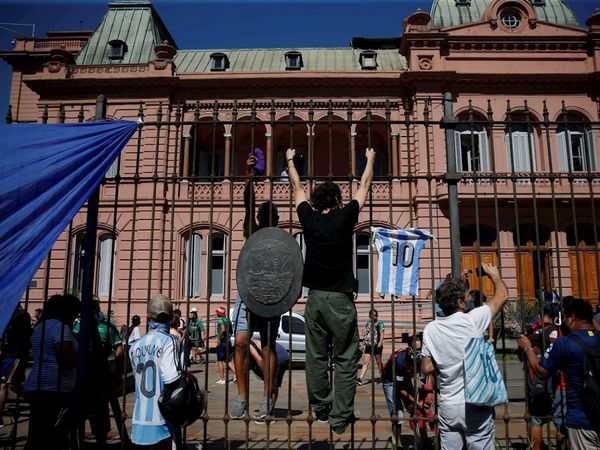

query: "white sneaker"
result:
(216, 379), (226, 385)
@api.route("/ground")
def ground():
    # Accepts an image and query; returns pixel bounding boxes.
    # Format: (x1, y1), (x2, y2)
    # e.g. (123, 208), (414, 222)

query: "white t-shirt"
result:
(422, 305), (492, 405)
(128, 326), (141, 344)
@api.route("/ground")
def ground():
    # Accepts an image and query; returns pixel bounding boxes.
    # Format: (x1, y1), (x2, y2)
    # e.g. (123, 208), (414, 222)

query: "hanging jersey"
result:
(371, 227), (436, 297)
(129, 329), (180, 445)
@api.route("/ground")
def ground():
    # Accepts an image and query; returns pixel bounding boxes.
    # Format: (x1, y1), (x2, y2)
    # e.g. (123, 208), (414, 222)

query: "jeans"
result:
(438, 403), (495, 450)
(382, 381), (406, 424)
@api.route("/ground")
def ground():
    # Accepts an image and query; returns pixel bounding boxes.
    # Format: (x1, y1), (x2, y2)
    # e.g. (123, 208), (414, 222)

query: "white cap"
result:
(190, 307), (198, 313)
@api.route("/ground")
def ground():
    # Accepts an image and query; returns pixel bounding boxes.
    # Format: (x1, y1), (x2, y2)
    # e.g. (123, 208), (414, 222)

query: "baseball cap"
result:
(148, 294), (173, 321)
(215, 306), (226, 317)
(190, 307), (198, 313)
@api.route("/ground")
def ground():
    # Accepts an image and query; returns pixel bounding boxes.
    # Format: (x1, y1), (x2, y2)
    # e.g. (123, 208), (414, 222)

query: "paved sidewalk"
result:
(0, 358), (534, 449)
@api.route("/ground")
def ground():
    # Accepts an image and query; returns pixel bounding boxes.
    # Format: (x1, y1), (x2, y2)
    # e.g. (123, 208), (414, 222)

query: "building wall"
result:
(3, 1), (600, 340)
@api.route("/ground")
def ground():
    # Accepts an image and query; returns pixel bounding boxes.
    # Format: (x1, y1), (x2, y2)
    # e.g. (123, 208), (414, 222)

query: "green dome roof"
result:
(430, 0), (579, 29)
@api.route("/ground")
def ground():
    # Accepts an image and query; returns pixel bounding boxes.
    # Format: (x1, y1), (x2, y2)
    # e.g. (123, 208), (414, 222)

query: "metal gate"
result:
(3, 94), (600, 449)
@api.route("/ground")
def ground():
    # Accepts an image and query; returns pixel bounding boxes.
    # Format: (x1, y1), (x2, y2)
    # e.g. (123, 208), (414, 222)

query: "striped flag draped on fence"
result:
(371, 227), (436, 297)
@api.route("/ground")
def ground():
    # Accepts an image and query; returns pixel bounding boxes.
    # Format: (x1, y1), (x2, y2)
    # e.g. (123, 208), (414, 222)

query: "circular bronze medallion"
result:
(236, 227), (303, 317)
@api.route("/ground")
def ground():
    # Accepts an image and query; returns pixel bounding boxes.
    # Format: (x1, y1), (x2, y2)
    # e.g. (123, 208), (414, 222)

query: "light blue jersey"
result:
(371, 227), (436, 297)
(129, 328), (180, 445)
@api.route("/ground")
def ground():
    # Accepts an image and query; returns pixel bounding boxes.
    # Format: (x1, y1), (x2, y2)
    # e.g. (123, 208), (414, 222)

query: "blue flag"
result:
(0, 121), (138, 336)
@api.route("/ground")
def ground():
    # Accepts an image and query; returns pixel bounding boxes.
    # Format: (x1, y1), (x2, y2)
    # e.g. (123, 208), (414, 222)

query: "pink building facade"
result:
(2, 0), (600, 334)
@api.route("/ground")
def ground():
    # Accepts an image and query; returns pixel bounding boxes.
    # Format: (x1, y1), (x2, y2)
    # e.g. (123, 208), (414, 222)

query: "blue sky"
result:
(0, 0), (598, 118)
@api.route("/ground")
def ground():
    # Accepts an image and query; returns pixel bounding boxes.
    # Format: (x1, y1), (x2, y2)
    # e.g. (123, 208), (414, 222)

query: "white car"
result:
(229, 308), (306, 362)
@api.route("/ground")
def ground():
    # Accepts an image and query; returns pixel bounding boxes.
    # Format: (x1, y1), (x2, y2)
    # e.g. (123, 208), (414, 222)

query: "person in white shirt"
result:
(127, 315), (141, 345)
(421, 263), (509, 450)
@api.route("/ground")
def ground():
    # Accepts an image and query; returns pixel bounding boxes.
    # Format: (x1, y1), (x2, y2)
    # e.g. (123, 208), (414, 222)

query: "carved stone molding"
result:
(153, 59), (168, 70)
(71, 64), (149, 74)
(418, 56), (433, 71)
(47, 61), (63, 73)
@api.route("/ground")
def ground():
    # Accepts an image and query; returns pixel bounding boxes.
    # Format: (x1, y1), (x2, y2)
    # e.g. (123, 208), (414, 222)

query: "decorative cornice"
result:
(446, 40), (587, 52)
(70, 64), (149, 74)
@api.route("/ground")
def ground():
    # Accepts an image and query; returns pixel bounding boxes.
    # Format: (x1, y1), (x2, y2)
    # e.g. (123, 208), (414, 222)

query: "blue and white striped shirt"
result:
(25, 319), (77, 393)
(371, 227), (436, 297)
(129, 328), (180, 445)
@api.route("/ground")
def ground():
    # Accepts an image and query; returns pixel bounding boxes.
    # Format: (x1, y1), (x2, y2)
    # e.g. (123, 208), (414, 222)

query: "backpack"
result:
(524, 323), (556, 415)
(569, 332), (600, 435)
(158, 371), (205, 428)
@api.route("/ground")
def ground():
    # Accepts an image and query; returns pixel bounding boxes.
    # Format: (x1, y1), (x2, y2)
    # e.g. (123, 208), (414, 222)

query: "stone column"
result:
(350, 132), (357, 176)
(307, 131), (315, 176)
(391, 133), (399, 177)
(182, 134), (191, 177)
(265, 132), (273, 176)
(223, 133), (232, 177)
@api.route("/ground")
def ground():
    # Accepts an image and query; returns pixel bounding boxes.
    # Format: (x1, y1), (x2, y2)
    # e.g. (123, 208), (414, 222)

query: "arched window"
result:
(556, 117), (596, 172)
(97, 234), (116, 297)
(454, 123), (489, 172)
(71, 232), (85, 297)
(210, 233), (226, 296)
(70, 231), (116, 298)
(505, 123), (536, 172)
(183, 233), (202, 297)
(105, 157), (119, 178)
(181, 231), (227, 297)
(355, 233), (371, 295)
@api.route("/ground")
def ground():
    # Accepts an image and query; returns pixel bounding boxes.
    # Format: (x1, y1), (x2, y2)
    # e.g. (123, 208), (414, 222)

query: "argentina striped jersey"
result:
(371, 227), (436, 296)
(129, 329), (180, 445)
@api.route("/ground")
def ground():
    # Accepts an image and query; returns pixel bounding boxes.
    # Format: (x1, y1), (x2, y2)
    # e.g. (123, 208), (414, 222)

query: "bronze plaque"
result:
(236, 227), (303, 317)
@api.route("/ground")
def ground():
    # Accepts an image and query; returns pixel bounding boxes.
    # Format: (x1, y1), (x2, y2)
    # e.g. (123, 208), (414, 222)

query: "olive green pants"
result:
(305, 290), (360, 432)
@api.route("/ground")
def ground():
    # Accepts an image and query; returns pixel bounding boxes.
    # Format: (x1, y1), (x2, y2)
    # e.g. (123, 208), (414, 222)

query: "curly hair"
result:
(436, 277), (467, 316)
(311, 182), (342, 213)
(257, 201), (279, 228)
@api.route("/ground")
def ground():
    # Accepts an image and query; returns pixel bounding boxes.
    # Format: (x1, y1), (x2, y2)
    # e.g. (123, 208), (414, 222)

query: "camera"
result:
(475, 265), (487, 277)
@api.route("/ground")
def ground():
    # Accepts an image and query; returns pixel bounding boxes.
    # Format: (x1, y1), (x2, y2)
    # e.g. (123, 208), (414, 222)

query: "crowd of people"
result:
(0, 146), (599, 449)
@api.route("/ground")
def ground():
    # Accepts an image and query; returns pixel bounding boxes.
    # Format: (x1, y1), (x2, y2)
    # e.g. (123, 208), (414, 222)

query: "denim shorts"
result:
(232, 294), (280, 349)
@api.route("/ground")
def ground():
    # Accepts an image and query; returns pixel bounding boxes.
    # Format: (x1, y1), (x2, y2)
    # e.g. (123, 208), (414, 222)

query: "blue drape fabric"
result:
(0, 121), (138, 336)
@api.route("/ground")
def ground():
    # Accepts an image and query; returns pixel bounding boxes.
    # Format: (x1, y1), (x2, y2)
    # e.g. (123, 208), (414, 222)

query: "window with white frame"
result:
(105, 157), (119, 178)
(454, 123), (489, 172)
(210, 233), (226, 296)
(210, 53), (229, 71)
(183, 233), (202, 297)
(505, 123), (536, 172)
(71, 232), (115, 298)
(97, 234), (115, 297)
(355, 233), (371, 295)
(556, 125), (596, 172)
(285, 51), (302, 70)
(294, 233), (309, 297)
(71, 232), (85, 297)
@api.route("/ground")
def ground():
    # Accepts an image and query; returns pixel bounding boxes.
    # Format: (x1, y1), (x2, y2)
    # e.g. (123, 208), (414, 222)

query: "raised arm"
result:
(286, 148), (307, 208)
(481, 263), (509, 318)
(243, 155), (258, 239)
(354, 148), (376, 210)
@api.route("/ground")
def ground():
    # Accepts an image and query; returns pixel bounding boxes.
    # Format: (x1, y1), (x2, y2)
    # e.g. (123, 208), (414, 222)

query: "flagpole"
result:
(75, 94), (106, 443)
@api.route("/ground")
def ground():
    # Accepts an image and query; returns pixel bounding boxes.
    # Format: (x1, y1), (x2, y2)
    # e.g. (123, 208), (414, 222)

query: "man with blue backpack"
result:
(520, 297), (600, 450)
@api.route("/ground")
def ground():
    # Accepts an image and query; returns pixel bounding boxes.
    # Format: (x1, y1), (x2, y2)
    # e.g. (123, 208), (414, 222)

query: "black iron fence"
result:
(2, 95), (600, 449)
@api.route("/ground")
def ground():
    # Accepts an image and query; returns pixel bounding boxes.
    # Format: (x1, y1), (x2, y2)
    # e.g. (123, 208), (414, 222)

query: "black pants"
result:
(25, 391), (74, 450)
